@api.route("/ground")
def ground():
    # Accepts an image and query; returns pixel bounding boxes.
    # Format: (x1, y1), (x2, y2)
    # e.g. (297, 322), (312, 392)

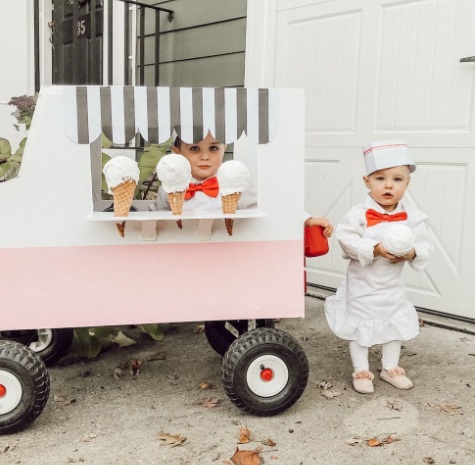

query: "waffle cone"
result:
(224, 218), (234, 236)
(167, 191), (186, 215)
(221, 192), (242, 236)
(221, 192), (242, 214)
(112, 180), (136, 217)
(116, 222), (126, 237)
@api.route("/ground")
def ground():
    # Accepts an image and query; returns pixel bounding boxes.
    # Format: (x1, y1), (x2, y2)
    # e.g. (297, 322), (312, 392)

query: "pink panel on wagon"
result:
(0, 241), (304, 330)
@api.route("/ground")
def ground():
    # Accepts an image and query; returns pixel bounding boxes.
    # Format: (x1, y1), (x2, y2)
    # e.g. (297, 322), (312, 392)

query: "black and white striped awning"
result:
(64, 86), (278, 145)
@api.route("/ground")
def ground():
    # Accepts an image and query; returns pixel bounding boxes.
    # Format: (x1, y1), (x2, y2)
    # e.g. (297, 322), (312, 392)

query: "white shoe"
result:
(352, 370), (374, 394)
(380, 367), (413, 390)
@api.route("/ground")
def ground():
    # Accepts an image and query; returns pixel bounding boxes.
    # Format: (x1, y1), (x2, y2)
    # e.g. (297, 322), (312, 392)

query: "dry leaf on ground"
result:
(238, 426), (252, 444)
(262, 438), (276, 447)
(427, 403), (462, 414)
(386, 400), (401, 411)
(157, 431), (187, 447)
(321, 389), (341, 399)
(199, 381), (215, 390)
(81, 433), (97, 443)
(0, 445), (15, 454)
(346, 437), (364, 446)
(383, 436), (398, 444)
(53, 394), (77, 405)
(231, 448), (261, 465)
(367, 438), (382, 447)
(423, 458), (435, 464)
(195, 324), (205, 333)
(367, 434), (399, 447)
(130, 359), (143, 376)
(113, 368), (123, 379)
(319, 380), (333, 390)
(201, 397), (220, 408)
(147, 351), (166, 361)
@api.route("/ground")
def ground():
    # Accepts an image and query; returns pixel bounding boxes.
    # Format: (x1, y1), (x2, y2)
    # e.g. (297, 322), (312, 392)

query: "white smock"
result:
(325, 195), (433, 347)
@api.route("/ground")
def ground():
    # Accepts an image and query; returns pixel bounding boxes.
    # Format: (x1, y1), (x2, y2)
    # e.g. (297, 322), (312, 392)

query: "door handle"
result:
(460, 56), (475, 62)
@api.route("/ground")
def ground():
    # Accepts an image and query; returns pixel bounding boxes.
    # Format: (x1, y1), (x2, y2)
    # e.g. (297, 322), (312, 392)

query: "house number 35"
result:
(77, 20), (86, 36)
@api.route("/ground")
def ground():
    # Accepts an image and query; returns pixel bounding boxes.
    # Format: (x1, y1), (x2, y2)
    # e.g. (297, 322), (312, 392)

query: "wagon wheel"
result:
(204, 319), (274, 356)
(28, 328), (74, 366)
(0, 341), (50, 435)
(222, 327), (308, 416)
(1, 328), (74, 367)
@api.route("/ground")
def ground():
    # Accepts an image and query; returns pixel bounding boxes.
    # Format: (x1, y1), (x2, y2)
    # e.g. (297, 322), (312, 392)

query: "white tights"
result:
(349, 340), (402, 372)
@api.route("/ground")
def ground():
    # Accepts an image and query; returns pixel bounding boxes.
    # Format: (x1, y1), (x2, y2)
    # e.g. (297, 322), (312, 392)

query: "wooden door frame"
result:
(245, 0), (278, 87)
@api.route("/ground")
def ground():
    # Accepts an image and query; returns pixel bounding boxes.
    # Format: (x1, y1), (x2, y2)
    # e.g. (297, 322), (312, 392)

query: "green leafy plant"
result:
(70, 324), (165, 359)
(0, 94), (37, 182)
(101, 134), (169, 200)
(0, 137), (25, 181)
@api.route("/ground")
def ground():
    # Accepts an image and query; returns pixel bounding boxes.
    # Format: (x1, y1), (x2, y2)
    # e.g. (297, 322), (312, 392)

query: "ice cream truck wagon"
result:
(0, 85), (308, 434)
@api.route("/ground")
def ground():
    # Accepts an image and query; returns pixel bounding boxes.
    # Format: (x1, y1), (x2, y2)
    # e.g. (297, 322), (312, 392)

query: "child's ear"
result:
(363, 175), (370, 188)
(171, 145), (180, 154)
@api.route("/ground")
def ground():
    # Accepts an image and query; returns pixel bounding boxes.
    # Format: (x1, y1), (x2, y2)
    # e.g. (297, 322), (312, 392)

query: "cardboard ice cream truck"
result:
(0, 85), (308, 433)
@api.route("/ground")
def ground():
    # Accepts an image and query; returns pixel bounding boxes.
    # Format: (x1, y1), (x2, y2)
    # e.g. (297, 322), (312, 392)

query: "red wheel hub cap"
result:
(260, 368), (274, 382)
(0, 384), (6, 398)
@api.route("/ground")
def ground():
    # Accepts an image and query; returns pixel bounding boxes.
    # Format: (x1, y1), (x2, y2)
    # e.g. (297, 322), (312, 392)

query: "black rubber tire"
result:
(0, 341), (50, 435)
(28, 328), (74, 366)
(222, 327), (309, 416)
(204, 320), (274, 356)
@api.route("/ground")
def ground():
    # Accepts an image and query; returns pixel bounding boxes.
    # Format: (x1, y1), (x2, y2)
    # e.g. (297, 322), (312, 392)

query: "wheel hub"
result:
(246, 355), (289, 397)
(259, 366), (274, 382)
(29, 329), (53, 353)
(0, 370), (23, 414)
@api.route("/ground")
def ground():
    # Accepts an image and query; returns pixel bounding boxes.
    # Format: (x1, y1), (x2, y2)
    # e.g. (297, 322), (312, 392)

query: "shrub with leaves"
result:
(0, 137), (26, 181)
(0, 94), (37, 182)
(9, 94), (38, 131)
(71, 324), (165, 359)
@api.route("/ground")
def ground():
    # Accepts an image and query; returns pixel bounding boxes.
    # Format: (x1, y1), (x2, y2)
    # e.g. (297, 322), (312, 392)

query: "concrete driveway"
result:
(1, 295), (474, 465)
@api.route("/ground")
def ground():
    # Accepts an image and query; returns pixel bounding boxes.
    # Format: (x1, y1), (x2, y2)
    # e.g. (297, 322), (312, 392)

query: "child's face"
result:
(172, 133), (226, 181)
(363, 166), (411, 212)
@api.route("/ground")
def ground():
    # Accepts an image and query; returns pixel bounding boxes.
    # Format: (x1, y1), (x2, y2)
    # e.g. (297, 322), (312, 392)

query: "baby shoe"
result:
(352, 370), (374, 394)
(380, 367), (413, 389)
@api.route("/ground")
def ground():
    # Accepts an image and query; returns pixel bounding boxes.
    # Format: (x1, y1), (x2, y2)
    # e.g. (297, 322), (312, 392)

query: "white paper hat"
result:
(363, 140), (416, 175)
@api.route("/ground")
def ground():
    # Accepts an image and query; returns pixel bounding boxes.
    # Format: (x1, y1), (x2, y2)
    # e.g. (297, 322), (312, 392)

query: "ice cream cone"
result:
(221, 192), (242, 236)
(168, 190), (186, 229)
(112, 180), (136, 237)
(112, 180), (136, 216)
(167, 191), (186, 215)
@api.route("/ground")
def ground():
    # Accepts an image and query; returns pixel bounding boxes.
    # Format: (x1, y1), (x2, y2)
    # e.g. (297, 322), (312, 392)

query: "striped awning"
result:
(63, 86), (278, 145)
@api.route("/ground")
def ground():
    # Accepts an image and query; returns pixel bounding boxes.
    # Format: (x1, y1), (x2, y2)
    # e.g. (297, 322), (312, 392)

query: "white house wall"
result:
(0, 1), (35, 148)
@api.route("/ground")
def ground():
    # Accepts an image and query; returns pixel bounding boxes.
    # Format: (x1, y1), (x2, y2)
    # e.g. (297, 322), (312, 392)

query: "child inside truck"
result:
(153, 131), (333, 236)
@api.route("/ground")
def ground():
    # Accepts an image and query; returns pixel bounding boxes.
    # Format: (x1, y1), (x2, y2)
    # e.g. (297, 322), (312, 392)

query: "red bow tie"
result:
(185, 177), (219, 200)
(366, 209), (408, 227)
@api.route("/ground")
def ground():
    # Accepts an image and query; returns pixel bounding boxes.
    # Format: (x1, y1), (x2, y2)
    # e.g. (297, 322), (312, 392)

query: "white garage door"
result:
(246, 0), (475, 319)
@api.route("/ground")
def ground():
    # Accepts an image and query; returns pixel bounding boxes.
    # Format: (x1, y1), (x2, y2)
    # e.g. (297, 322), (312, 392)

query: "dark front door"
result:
(52, 0), (104, 84)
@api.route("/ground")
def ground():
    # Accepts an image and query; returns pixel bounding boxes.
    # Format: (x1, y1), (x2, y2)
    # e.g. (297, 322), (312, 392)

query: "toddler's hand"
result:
(392, 248), (416, 263)
(305, 217), (333, 237)
(374, 244), (415, 263)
